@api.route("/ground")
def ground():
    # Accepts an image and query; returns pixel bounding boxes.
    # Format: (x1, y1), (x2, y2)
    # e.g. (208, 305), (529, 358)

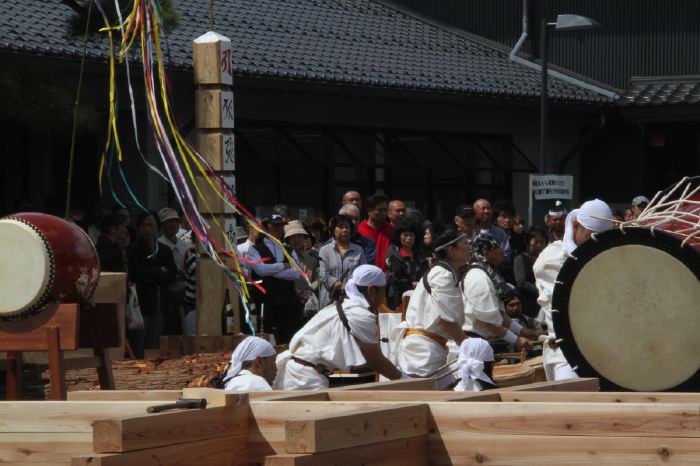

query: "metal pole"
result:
(539, 18), (549, 174)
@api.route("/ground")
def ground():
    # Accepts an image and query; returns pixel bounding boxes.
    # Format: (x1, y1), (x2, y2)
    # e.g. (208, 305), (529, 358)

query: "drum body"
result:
(552, 225), (700, 391)
(0, 212), (100, 320)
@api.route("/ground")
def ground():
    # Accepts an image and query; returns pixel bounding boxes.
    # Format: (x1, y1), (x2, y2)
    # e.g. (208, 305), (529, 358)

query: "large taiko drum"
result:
(0, 212), (100, 320)
(553, 178), (700, 391)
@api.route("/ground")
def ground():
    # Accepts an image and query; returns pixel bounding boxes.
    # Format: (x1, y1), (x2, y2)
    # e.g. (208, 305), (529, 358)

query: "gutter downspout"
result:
(509, 0), (617, 100)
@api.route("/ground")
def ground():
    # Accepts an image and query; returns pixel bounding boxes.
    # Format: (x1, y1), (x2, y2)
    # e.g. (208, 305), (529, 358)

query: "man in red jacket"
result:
(357, 194), (394, 271)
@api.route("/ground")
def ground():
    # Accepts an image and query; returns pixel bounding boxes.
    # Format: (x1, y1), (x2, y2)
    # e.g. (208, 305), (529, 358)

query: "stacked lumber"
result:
(5, 378), (700, 465)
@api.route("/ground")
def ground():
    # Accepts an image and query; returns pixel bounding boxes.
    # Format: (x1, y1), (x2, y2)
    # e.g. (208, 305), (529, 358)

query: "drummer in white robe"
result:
(394, 229), (471, 377)
(274, 265), (402, 390)
(533, 199), (613, 381)
(223, 336), (277, 392)
(462, 233), (536, 350)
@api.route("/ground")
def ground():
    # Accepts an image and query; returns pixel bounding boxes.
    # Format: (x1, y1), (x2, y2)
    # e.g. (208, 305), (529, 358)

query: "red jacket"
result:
(357, 220), (394, 271)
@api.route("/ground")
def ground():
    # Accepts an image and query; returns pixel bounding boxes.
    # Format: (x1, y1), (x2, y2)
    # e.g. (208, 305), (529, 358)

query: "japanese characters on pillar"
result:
(193, 31), (240, 336)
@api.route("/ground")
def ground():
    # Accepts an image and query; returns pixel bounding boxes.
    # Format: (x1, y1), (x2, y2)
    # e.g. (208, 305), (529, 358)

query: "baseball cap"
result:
(158, 207), (180, 224)
(455, 204), (475, 219)
(631, 196), (650, 206)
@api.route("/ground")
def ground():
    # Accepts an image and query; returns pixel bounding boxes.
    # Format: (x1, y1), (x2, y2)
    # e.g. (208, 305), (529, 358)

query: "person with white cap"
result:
(630, 195), (650, 219)
(545, 200), (568, 243)
(223, 336), (277, 392)
(393, 229), (471, 377)
(533, 199), (613, 381)
(453, 338), (495, 392)
(274, 264), (402, 390)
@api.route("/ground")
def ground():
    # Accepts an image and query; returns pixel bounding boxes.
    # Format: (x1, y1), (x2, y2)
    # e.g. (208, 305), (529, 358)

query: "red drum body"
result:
(0, 212), (100, 320)
(553, 178), (700, 392)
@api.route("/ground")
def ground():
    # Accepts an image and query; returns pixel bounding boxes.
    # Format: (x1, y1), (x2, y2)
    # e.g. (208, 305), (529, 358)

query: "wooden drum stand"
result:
(0, 303), (119, 400)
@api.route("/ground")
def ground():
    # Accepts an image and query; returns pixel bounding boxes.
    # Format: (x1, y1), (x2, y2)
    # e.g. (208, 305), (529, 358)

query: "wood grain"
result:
(0, 432), (92, 464)
(285, 403), (428, 453)
(331, 377), (436, 391)
(93, 405), (248, 453)
(265, 435), (428, 466)
(67, 390), (182, 401)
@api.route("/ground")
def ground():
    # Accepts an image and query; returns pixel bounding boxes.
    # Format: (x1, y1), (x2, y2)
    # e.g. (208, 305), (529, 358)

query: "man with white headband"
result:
(223, 336), (277, 392)
(533, 199), (613, 380)
(274, 264), (402, 390)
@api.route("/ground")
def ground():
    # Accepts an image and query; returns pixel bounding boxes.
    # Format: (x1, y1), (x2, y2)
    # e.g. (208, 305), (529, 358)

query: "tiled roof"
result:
(619, 76), (700, 106)
(0, 0), (614, 103)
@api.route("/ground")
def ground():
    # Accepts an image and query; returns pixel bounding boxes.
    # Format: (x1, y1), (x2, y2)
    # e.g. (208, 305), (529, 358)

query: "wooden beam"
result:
(72, 434), (249, 466)
(0, 303), (79, 351)
(327, 390), (496, 402)
(285, 404), (428, 453)
(331, 377), (437, 391)
(248, 401), (399, 459)
(500, 391), (700, 404)
(93, 405), (248, 453)
(428, 433), (700, 465)
(505, 378), (600, 392)
(258, 392), (330, 402)
(0, 401), (174, 433)
(265, 435), (428, 466)
(181, 388), (248, 407)
(68, 390), (182, 401)
(427, 401), (700, 438)
(0, 432), (91, 464)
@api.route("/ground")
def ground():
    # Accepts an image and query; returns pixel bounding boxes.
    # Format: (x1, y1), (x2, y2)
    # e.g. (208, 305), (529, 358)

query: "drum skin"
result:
(552, 227), (700, 392)
(0, 212), (100, 319)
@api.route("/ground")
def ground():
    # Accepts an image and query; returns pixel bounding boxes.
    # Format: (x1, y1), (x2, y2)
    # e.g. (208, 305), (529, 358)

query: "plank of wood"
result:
(442, 392), (503, 402)
(73, 434), (249, 466)
(260, 392), (330, 402)
(285, 404), (428, 453)
(428, 432), (700, 465)
(93, 405), (248, 453)
(427, 401), (700, 438)
(0, 303), (79, 351)
(327, 390), (496, 402)
(0, 432), (92, 464)
(265, 435), (428, 466)
(181, 388), (248, 407)
(67, 390), (183, 401)
(331, 377), (436, 391)
(93, 273), (127, 304)
(500, 391), (700, 404)
(505, 377), (599, 392)
(248, 401), (398, 460)
(0, 401), (175, 433)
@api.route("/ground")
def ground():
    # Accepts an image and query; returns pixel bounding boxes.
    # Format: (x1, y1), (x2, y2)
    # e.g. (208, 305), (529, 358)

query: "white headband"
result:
(563, 199), (613, 254)
(345, 264), (386, 307)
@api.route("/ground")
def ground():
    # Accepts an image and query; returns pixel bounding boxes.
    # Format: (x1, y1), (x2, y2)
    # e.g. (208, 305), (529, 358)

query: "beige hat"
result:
(158, 207), (180, 224)
(284, 220), (308, 239)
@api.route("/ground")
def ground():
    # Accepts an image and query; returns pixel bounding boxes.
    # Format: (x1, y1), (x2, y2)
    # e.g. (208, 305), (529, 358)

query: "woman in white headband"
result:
(393, 228), (471, 378)
(534, 199), (612, 381)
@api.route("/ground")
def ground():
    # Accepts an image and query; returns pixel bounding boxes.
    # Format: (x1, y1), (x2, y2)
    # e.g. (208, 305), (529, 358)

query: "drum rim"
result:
(552, 227), (700, 392)
(0, 216), (56, 320)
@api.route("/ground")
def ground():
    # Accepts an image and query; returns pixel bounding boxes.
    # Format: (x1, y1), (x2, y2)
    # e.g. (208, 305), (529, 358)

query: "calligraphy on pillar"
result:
(223, 176), (236, 213)
(223, 134), (235, 171)
(224, 217), (237, 247)
(219, 42), (233, 85)
(221, 91), (235, 129)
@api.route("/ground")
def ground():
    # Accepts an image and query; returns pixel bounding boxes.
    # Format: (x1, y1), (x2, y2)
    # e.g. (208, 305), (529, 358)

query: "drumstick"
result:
(425, 358), (458, 378)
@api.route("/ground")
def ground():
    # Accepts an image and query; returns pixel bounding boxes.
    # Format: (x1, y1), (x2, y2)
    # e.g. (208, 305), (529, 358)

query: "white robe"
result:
(224, 370), (272, 392)
(274, 299), (378, 390)
(462, 268), (504, 338)
(394, 266), (464, 377)
(532, 241), (578, 380)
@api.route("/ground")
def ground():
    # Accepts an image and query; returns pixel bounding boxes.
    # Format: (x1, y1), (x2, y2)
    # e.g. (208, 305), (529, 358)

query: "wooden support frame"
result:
(0, 303), (116, 400)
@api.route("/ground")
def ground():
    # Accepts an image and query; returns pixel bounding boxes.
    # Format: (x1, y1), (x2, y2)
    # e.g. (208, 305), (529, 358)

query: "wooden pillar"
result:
(193, 32), (240, 336)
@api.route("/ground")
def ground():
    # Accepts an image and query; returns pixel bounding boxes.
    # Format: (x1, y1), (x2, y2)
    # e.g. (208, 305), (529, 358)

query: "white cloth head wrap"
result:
(224, 336), (276, 382)
(457, 338), (494, 391)
(344, 264), (386, 307)
(563, 199), (613, 254)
